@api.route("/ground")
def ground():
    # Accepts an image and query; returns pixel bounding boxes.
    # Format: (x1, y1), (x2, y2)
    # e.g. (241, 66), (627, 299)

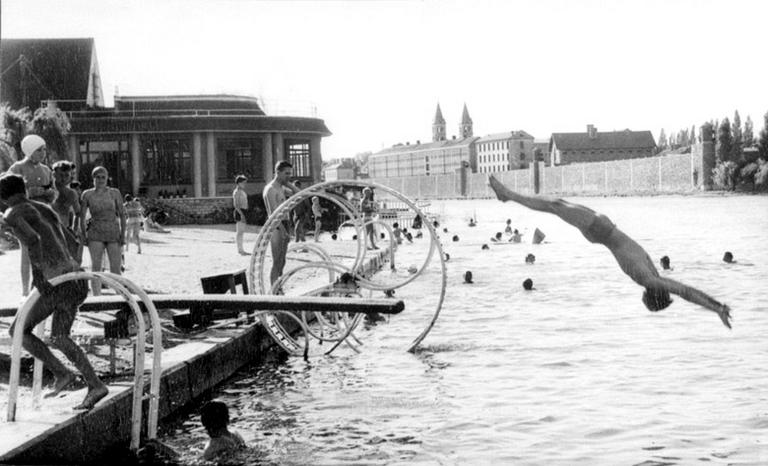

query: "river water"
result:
(163, 194), (768, 465)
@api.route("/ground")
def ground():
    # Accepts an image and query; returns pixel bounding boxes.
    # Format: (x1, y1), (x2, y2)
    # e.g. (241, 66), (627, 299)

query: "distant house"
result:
(323, 159), (356, 181)
(549, 125), (656, 166)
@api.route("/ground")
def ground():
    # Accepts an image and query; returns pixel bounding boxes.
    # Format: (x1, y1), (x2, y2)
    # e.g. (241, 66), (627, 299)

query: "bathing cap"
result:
(21, 135), (46, 157)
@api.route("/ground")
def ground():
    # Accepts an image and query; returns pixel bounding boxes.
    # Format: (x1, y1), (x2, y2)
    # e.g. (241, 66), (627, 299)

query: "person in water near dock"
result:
(1, 173), (109, 410)
(200, 400), (246, 461)
(509, 229), (522, 243)
(489, 175), (732, 328)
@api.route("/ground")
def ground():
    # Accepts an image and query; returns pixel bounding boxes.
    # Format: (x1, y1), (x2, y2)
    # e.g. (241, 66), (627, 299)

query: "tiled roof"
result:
(372, 136), (477, 157)
(0, 38), (100, 110)
(476, 130), (534, 142)
(551, 130), (655, 151)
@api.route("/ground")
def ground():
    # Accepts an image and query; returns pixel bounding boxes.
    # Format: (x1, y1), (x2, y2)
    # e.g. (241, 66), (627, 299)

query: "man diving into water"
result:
(488, 175), (731, 328)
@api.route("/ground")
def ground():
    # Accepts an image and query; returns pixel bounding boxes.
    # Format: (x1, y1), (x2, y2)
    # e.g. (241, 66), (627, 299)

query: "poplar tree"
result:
(717, 118), (733, 163)
(732, 110), (743, 161)
(691, 125), (697, 144)
(758, 111), (768, 160)
(743, 116), (754, 147)
(658, 128), (668, 151)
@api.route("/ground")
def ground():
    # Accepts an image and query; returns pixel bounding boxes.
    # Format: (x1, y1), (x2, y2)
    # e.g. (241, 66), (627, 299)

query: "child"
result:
(392, 222), (403, 245)
(504, 219), (512, 234)
(201, 401), (245, 461)
(509, 229), (522, 243)
(311, 196), (328, 242)
(0, 173), (108, 410)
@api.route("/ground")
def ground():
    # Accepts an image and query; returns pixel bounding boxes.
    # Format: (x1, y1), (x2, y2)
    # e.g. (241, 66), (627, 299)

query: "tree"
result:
(691, 124), (697, 144)
(28, 105), (71, 162)
(743, 115), (755, 148)
(731, 110), (743, 162)
(759, 111), (768, 160)
(717, 118), (733, 163)
(658, 128), (668, 151)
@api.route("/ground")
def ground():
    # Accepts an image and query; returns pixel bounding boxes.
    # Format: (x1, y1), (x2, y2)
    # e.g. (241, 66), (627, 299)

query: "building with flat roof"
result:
(475, 130), (535, 173)
(1, 38), (331, 198)
(549, 125), (656, 166)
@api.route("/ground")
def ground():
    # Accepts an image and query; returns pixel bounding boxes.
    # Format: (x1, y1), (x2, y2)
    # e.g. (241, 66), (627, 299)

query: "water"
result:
(163, 195), (768, 465)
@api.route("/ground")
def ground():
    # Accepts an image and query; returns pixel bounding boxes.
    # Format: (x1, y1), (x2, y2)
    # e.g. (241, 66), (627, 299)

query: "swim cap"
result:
(21, 135), (46, 157)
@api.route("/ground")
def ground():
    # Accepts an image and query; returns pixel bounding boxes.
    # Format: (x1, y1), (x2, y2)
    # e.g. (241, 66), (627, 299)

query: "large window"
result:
(285, 139), (311, 177)
(217, 137), (264, 181)
(142, 136), (192, 184)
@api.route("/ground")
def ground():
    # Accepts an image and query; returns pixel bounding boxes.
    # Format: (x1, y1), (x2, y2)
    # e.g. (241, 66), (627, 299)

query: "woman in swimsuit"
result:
(80, 166), (126, 295)
(488, 175), (731, 328)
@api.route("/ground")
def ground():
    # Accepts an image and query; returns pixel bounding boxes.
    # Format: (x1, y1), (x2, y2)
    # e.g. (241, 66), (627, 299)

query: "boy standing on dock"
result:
(0, 173), (108, 410)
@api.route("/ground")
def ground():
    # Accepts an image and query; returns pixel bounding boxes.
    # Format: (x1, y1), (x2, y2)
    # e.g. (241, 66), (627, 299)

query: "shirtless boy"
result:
(489, 174), (731, 328)
(1, 173), (108, 410)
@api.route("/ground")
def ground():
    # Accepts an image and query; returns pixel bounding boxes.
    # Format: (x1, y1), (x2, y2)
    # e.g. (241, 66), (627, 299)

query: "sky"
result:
(2, 0), (767, 160)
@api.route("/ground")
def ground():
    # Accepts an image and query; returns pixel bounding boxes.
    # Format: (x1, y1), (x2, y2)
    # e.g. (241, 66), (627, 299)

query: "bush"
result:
(755, 159), (768, 189)
(712, 161), (738, 190)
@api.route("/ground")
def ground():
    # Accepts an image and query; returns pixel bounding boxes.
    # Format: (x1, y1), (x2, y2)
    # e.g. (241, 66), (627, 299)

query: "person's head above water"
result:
(495, 232), (502, 240)
(452, 235), (459, 242)
(200, 401), (230, 435)
(481, 244), (489, 250)
(464, 270), (473, 283)
(506, 219), (511, 225)
(660, 255), (671, 270)
(722, 251), (734, 263)
(525, 253), (535, 264)
(523, 278), (534, 290)
(642, 288), (673, 312)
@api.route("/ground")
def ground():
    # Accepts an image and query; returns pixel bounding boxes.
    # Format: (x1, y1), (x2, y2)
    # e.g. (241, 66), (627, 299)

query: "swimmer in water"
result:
(660, 255), (672, 270)
(490, 232), (503, 242)
(489, 175), (732, 328)
(509, 229), (522, 243)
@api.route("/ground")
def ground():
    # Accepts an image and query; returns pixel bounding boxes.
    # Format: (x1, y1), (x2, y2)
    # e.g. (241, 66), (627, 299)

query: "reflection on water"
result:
(162, 196), (768, 465)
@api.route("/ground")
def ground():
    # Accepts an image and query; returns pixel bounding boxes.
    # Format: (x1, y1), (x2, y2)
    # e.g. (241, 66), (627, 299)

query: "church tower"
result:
(459, 103), (473, 138)
(432, 103), (446, 142)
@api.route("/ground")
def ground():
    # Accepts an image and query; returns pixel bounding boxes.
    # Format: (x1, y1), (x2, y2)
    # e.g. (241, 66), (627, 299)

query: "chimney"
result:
(587, 124), (597, 138)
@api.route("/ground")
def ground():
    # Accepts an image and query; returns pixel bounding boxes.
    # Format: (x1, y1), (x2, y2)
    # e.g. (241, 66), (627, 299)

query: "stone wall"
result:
(371, 151), (703, 199)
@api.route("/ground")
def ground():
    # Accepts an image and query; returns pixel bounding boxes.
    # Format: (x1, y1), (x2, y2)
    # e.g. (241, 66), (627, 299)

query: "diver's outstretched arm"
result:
(649, 276), (732, 328)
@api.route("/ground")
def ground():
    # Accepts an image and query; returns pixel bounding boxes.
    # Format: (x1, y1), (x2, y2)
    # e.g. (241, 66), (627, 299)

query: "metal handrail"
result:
(6, 272), (163, 452)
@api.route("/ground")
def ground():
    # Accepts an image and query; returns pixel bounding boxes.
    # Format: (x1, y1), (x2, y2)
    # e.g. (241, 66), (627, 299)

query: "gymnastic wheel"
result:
(249, 180), (447, 357)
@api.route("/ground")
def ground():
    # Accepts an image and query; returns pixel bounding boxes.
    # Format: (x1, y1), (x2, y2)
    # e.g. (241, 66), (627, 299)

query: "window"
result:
(217, 137), (264, 181)
(142, 137), (192, 184)
(78, 138), (131, 192)
(519, 141), (524, 149)
(285, 140), (311, 177)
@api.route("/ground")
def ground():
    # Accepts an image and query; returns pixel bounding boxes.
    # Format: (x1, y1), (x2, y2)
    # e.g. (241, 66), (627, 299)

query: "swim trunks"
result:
(582, 214), (616, 244)
(34, 279), (89, 336)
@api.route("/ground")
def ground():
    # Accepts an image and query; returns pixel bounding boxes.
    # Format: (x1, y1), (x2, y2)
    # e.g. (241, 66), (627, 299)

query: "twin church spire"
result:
(432, 102), (473, 142)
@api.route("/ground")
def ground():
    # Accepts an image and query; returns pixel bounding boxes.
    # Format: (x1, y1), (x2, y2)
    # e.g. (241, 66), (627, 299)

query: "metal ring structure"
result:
(6, 272), (163, 452)
(249, 180), (447, 357)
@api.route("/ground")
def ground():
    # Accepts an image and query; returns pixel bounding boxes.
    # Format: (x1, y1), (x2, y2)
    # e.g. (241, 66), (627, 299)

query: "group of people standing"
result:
(233, 163), (384, 288)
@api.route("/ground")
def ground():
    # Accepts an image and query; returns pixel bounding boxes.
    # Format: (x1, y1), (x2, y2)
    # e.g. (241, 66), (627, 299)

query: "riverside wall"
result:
(371, 151), (704, 199)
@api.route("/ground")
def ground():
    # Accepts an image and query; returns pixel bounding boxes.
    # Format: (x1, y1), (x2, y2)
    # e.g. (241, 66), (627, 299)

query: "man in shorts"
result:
(262, 161), (299, 286)
(1, 173), (108, 410)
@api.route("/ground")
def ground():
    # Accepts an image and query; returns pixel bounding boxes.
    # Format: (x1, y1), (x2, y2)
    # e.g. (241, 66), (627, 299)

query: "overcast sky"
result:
(2, 0), (767, 159)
